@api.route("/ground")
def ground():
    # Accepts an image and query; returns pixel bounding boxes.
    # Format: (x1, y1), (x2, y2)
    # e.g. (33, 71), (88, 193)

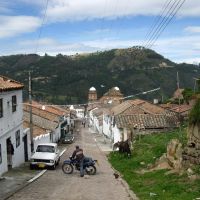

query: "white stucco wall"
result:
(75, 108), (84, 118)
(102, 114), (111, 138)
(33, 133), (50, 151)
(93, 116), (102, 134)
(0, 89), (25, 176)
(112, 125), (122, 144)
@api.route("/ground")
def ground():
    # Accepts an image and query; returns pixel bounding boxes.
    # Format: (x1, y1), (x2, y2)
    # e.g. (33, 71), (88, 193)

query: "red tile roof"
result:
(0, 76), (24, 92)
(169, 104), (192, 113)
(23, 121), (47, 137)
(31, 101), (70, 116)
(111, 99), (168, 116)
(23, 104), (60, 122)
(102, 87), (123, 97)
(115, 114), (179, 129)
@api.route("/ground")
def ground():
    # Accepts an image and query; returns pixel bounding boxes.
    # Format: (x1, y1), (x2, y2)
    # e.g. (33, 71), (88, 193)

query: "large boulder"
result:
(166, 139), (183, 169)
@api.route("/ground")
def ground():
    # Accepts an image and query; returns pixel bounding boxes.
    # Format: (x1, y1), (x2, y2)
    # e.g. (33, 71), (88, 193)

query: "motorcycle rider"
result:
(71, 145), (85, 177)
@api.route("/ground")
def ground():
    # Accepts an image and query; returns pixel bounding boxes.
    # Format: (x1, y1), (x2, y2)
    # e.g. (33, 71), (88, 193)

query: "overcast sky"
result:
(0, 0), (200, 63)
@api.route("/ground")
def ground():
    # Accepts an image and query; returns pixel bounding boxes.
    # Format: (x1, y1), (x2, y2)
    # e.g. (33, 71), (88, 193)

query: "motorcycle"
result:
(62, 156), (97, 175)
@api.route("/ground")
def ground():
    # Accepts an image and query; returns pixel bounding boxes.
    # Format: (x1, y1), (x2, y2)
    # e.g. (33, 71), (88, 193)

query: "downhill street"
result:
(7, 121), (137, 200)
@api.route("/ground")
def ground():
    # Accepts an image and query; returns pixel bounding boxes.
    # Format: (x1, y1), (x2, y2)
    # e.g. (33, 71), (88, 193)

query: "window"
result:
(36, 145), (55, 153)
(0, 99), (3, 118)
(12, 95), (17, 112)
(16, 130), (20, 147)
(0, 144), (2, 164)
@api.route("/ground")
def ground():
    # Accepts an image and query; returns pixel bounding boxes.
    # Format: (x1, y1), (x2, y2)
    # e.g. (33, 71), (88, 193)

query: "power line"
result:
(142, 0), (173, 47)
(147, 0), (186, 49)
(145, 0), (186, 49)
(145, 0), (178, 48)
(34, 0), (49, 54)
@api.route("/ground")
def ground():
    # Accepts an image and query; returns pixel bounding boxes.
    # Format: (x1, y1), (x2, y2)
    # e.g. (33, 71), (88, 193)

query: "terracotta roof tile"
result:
(23, 121), (47, 137)
(111, 99), (168, 116)
(169, 104), (192, 113)
(115, 114), (179, 129)
(0, 76), (24, 92)
(23, 104), (60, 122)
(23, 110), (58, 131)
(31, 101), (70, 116)
(131, 99), (166, 114)
(102, 87), (123, 97)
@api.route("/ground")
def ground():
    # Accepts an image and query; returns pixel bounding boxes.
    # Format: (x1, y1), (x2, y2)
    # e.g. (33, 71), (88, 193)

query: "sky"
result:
(0, 0), (200, 64)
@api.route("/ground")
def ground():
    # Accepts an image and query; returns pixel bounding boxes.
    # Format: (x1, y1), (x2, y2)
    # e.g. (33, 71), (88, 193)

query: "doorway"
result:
(23, 135), (28, 162)
(6, 137), (14, 169)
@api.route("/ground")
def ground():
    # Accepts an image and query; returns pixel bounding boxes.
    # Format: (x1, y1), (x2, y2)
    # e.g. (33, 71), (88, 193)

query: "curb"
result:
(109, 165), (139, 200)
(93, 134), (139, 200)
(2, 169), (47, 200)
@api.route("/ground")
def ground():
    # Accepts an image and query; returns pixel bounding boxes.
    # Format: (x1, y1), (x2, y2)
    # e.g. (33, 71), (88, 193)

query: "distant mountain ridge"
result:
(0, 47), (199, 104)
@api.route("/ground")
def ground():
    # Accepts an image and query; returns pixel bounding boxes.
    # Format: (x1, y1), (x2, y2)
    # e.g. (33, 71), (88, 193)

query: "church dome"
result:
(114, 87), (120, 91)
(89, 87), (96, 91)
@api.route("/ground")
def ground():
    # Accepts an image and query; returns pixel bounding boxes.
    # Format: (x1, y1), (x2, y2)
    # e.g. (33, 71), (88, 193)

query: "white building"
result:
(0, 76), (29, 176)
(73, 105), (85, 119)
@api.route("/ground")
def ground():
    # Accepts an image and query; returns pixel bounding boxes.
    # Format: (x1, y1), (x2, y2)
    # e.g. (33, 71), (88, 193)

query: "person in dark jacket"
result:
(72, 145), (85, 177)
(7, 140), (14, 168)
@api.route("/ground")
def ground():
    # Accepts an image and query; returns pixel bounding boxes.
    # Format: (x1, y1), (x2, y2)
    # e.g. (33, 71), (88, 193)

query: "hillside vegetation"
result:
(109, 129), (200, 200)
(0, 47), (199, 104)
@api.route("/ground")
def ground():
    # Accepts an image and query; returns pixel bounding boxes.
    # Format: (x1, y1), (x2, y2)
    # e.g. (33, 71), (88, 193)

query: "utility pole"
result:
(177, 71), (182, 138)
(177, 71), (181, 115)
(29, 71), (34, 152)
(193, 77), (200, 93)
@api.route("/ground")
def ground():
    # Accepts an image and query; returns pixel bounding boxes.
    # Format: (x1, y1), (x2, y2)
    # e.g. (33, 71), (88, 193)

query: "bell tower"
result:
(88, 87), (97, 102)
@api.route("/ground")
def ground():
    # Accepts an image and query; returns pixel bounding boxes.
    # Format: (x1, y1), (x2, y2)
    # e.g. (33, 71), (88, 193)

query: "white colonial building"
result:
(0, 76), (30, 176)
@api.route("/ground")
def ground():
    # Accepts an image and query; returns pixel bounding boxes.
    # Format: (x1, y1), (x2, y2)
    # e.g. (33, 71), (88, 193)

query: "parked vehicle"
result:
(30, 143), (60, 170)
(61, 134), (74, 144)
(62, 156), (97, 175)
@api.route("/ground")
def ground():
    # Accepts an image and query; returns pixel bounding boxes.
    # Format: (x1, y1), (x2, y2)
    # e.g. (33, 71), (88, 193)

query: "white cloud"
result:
(19, 38), (57, 46)
(45, 0), (162, 22)
(152, 35), (200, 63)
(184, 26), (200, 33)
(17, 0), (200, 23)
(0, 16), (41, 38)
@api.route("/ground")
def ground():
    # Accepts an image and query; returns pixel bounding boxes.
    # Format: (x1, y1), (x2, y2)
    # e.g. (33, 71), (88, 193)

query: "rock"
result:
(149, 192), (157, 197)
(140, 161), (145, 165)
(84, 175), (90, 179)
(187, 168), (194, 176)
(166, 139), (183, 170)
(188, 174), (200, 181)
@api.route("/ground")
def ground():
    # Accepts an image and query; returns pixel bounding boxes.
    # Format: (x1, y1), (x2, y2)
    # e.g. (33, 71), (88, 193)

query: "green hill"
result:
(0, 47), (199, 104)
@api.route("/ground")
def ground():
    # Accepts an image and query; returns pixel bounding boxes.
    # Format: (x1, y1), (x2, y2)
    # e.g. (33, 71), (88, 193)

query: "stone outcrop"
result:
(150, 139), (183, 171)
(166, 139), (183, 169)
(182, 124), (200, 165)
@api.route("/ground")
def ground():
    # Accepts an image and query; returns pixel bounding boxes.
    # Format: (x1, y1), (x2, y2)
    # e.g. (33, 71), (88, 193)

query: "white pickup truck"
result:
(30, 143), (60, 170)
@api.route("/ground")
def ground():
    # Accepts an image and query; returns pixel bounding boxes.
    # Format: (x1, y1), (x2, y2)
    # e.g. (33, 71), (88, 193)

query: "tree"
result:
(182, 88), (194, 104)
(189, 98), (200, 125)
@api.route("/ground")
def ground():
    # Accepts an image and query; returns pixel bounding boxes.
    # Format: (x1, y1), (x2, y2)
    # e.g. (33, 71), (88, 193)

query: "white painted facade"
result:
(102, 114), (112, 138)
(33, 133), (51, 151)
(88, 108), (97, 128)
(75, 108), (85, 119)
(112, 124), (122, 144)
(93, 115), (102, 134)
(0, 89), (27, 176)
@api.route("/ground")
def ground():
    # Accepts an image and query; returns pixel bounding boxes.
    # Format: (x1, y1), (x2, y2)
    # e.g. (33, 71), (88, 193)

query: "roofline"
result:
(0, 75), (24, 92)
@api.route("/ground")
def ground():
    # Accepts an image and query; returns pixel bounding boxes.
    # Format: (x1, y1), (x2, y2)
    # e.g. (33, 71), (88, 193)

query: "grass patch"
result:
(108, 129), (200, 200)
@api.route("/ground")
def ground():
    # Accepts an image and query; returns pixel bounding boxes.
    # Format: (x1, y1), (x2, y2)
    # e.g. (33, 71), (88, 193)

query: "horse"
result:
(113, 140), (131, 157)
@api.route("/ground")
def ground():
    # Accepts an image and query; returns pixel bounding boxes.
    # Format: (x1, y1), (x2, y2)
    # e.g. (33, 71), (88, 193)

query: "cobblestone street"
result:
(6, 121), (137, 200)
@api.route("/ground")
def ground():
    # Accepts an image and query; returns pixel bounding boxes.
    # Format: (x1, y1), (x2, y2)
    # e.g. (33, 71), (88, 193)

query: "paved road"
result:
(8, 122), (137, 200)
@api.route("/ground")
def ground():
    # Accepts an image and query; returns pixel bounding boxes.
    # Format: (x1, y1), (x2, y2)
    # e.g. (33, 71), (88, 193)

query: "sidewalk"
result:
(0, 145), (66, 200)
(0, 163), (43, 200)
